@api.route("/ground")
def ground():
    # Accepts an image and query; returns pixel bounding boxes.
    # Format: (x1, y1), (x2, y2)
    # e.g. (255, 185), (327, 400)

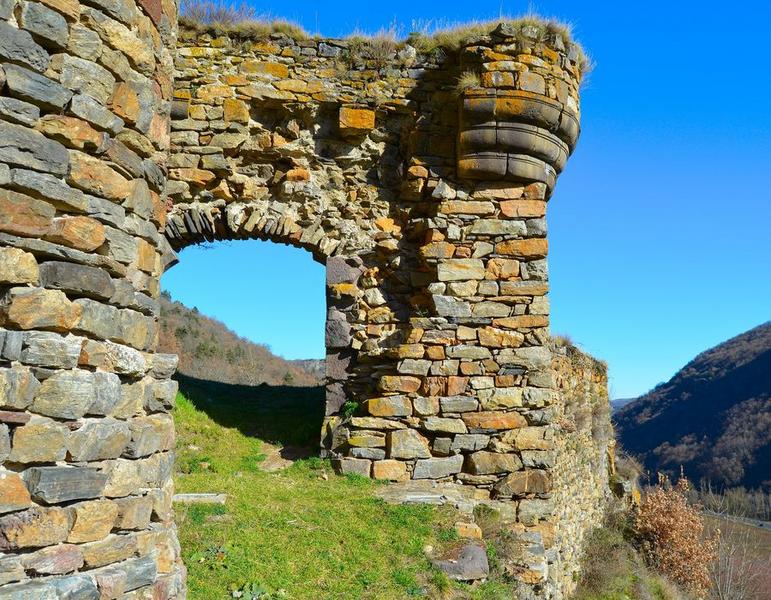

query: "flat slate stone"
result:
(432, 543), (489, 581)
(39, 261), (116, 300)
(2, 63), (72, 110)
(0, 97), (40, 127)
(0, 22), (50, 72)
(0, 120), (69, 175)
(24, 466), (108, 504)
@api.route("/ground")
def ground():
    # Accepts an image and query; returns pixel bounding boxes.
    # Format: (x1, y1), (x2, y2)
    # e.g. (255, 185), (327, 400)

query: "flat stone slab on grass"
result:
(172, 493), (226, 505)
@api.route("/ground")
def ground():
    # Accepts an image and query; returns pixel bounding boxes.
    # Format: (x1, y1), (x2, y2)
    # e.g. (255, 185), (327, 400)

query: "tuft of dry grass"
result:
(177, 4), (589, 75)
(179, 0), (308, 40)
(455, 71), (481, 95)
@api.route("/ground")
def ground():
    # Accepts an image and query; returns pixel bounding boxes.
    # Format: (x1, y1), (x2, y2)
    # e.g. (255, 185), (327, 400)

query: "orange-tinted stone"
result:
(36, 116), (103, 151)
(463, 411), (527, 430)
(45, 216), (105, 251)
(67, 151), (132, 200)
(169, 168), (216, 187)
(2, 288), (82, 331)
(339, 106), (375, 134)
(241, 60), (289, 78)
(0, 472), (32, 514)
(495, 238), (548, 258)
(493, 315), (549, 329)
(110, 83), (140, 124)
(0, 189), (54, 237)
(223, 98), (250, 123)
(379, 375), (421, 393)
(372, 460), (408, 481)
(499, 199), (546, 218)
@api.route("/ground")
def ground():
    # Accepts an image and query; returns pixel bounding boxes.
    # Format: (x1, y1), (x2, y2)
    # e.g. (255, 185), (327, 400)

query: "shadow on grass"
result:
(175, 373), (325, 449)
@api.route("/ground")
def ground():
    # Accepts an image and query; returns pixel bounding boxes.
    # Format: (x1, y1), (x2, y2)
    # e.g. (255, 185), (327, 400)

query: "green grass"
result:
(173, 377), (516, 599)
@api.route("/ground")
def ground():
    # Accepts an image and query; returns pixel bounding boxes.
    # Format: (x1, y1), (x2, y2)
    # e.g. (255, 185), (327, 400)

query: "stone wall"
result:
(0, 0), (185, 596)
(0, 4), (611, 596)
(549, 341), (614, 596)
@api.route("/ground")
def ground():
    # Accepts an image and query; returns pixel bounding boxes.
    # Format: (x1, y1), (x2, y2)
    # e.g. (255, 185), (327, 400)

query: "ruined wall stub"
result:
(0, 0), (612, 596)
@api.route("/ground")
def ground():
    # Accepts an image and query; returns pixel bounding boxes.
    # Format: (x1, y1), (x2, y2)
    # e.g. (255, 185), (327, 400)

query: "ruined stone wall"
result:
(0, 4), (609, 596)
(0, 0), (185, 596)
(549, 341), (613, 596)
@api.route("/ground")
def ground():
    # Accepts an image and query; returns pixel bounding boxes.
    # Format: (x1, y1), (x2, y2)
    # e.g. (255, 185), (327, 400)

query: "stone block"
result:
(67, 418), (131, 461)
(9, 168), (89, 213)
(372, 460), (408, 481)
(413, 455), (464, 479)
(451, 434), (490, 452)
(350, 447), (385, 460)
(21, 543), (84, 575)
(19, 1), (69, 48)
(494, 469), (552, 497)
(365, 396), (411, 417)
(0, 507), (70, 550)
(67, 499), (118, 543)
(462, 411), (527, 431)
(39, 261), (115, 300)
(25, 466), (108, 504)
(124, 414), (173, 458)
(466, 451), (522, 475)
(1, 287), (82, 331)
(335, 457), (371, 477)
(114, 495), (153, 530)
(0, 188), (55, 237)
(0, 554), (24, 585)
(0, 21), (50, 72)
(2, 63), (72, 111)
(32, 369), (94, 419)
(422, 417), (467, 434)
(397, 359), (431, 376)
(8, 417), (68, 463)
(440, 396), (478, 413)
(0, 96), (39, 126)
(0, 471), (32, 514)
(81, 532), (138, 568)
(437, 259), (485, 281)
(0, 366), (40, 410)
(0, 574), (98, 597)
(20, 331), (82, 368)
(339, 106), (375, 136)
(67, 150), (131, 201)
(479, 387), (524, 410)
(388, 429), (431, 459)
(378, 375), (421, 393)
(59, 54), (115, 104)
(148, 378), (178, 412)
(69, 93), (124, 135)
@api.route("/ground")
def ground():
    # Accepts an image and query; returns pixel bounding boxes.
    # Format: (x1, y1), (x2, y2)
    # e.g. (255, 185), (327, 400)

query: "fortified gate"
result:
(0, 1), (613, 597)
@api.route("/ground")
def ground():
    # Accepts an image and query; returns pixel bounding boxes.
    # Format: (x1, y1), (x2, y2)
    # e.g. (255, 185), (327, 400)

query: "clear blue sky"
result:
(162, 1), (771, 399)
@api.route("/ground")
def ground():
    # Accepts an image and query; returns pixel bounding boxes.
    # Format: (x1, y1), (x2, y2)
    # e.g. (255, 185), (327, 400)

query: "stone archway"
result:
(0, 2), (613, 597)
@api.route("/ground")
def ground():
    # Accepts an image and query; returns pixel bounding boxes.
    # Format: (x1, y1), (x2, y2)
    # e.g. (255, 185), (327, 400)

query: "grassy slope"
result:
(172, 377), (515, 599)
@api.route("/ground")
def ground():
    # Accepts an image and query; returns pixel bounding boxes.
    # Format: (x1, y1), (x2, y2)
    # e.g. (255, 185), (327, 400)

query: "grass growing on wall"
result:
(172, 379), (515, 599)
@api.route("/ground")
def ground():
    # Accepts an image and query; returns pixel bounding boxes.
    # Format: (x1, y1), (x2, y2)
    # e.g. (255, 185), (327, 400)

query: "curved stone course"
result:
(0, 5), (610, 597)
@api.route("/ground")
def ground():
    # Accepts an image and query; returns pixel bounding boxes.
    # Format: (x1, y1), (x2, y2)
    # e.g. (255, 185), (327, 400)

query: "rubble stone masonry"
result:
(0, 1), (612, 596)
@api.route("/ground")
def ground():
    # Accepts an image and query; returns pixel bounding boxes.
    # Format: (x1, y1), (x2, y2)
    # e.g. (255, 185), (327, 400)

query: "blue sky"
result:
(162, 1), (771, 399)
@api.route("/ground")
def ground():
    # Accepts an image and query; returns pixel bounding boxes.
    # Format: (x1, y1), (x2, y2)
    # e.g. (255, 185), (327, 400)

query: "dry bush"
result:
(710, 522), (771, 600)
(180, 0), (256, 26)
(635, 477), (718, 597)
